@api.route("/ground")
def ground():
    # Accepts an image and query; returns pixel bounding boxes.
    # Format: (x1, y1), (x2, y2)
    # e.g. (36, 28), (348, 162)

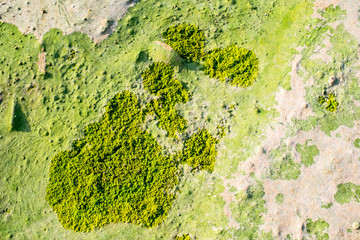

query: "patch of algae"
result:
(0, 0), (319, 239)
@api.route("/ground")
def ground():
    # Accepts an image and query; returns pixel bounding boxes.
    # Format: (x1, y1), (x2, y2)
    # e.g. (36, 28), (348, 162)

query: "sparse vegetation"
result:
(203, 45), (259, 87)
(163, 23), (205, 62)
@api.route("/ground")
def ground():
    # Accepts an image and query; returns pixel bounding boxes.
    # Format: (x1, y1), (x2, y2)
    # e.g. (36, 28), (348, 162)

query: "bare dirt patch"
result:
(0, 0), (136, 42)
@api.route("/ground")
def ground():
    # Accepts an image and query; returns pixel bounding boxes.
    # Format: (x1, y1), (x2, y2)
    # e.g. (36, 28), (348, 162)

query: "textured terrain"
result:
(1, 0), (360, 239)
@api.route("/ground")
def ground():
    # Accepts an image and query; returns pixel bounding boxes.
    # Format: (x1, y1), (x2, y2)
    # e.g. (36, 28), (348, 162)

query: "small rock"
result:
(352, 222), (360, 230)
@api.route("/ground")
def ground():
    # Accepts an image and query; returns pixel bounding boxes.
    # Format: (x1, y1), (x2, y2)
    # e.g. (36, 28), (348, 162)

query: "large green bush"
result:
(142, 62), (189, 138)
(46, 91), (180, 232)
(182, 129), (219, 172)
(203, 45), (259, 87)
(163, 23), (205, 62)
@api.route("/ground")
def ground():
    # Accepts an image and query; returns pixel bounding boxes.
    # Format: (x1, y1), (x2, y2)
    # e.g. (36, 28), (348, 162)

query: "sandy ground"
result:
(0, 0), (135, 42)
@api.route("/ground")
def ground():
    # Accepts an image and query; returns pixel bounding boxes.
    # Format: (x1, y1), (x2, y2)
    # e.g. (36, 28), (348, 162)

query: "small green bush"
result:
(325, 92), (338, 112)
(182, 129), (219, 172)
(163, 23), (205, 62)
(46, 91), (180, 232)
(318, 91), (338, 112)
(203, 45), (259, 87)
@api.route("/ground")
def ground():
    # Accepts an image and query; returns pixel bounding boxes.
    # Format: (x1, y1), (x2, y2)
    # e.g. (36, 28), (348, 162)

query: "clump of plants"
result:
(203, 45), (259, 87)
(305, 218), (329, 240)
(46, 91), (180, 232)
(182, 129), (219, 172)
(174, 234), (191, 240)
(334, 182), (360, 204)
(142, 62), (188, 138)
(163, 23), (205, 62)
(296, 140), (320, 167)
(318, 90), (338, 112)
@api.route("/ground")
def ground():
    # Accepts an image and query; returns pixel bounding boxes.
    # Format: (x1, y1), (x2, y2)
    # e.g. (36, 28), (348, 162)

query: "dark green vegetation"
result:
(305, 218), (329, 240)
(318, 91), (338, 112)
(142, 62), (188, 138)
(46, 91), (180, 231)
(163, 23), (205, 62)
(296, 140), (320, 167)
(182, 129), (219, 172)
(174, 234), (191, 240)
(203, 45), (259, 87)
(334, 183), (360, 204)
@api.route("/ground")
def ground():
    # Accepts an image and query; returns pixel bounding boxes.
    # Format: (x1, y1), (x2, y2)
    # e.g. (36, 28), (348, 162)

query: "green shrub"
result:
(325, 92), (338, 112)
(203, 45), (259, 87)
(46, 91), (180, 232)
(182, 129), (219, 172)
(174, 234), (191, 240)
(318, 91), (338, 112)
(163, 23), (205, 62)
(142, 62), (188, 104)
(142, 62), (188, 138)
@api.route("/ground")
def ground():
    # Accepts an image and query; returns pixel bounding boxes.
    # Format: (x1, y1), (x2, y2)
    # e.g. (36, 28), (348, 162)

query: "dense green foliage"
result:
(334, 182), (360, 204)
(296, 140), (320, 167)
(142, 62), (188, 138)
(163, 23), (205, 62)
(174, 234), (191, 240)
(46, 91), (180, 232)
(203, 45), (259, 87)
(318, 91), (338, 112)
(305, 218), (329, 240)
(182, 129), (219, 172)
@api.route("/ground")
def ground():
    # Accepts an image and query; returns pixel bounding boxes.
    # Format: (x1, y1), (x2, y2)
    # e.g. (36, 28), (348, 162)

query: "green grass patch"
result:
(334, 182), (360, 204)
(305, 218), (329, 240)
(203, 45), (259, 87)
(163, 23), (205, 62)
(296, 140), (320, 167)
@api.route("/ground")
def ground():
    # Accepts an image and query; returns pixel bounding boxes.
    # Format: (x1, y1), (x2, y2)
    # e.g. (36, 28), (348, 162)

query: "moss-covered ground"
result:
(1, 0), (360, 239)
